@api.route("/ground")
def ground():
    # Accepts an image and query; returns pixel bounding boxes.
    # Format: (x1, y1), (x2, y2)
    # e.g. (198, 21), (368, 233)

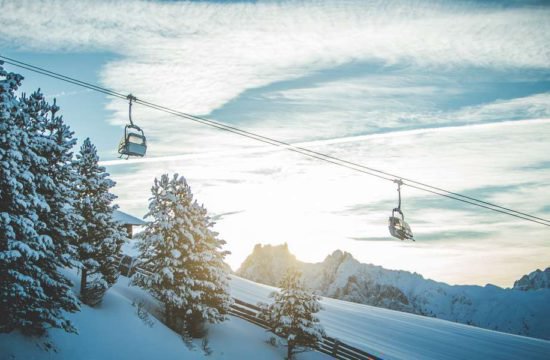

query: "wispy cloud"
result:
(446, 93), (550, 123)
(3, 0), (549, 155)
(1, 0), (549, 286)
(2, 0), (549, 118)
(252, 77), (550, 141)
(44, 89), (93, 100)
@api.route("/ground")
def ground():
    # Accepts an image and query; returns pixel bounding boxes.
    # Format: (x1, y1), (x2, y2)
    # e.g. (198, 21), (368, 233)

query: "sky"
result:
(1, 0), (549, 287)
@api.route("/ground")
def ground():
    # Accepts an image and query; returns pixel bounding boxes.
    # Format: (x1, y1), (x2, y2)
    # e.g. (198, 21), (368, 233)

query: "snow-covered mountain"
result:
(237, 244), (550, 340)
(513, 268), (550, 291)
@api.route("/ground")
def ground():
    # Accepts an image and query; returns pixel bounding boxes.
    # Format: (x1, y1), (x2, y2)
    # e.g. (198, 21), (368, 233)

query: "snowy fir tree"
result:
(73, 138), (127, 306)
(132, 173), (232, 337)
(0, 63), (79, 335)
(20, 91), (80, 269)
(258, 268), (325, 359)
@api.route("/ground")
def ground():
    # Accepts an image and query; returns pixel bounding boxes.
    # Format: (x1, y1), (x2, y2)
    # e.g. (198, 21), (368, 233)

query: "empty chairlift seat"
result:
(118, 125), (147, 157)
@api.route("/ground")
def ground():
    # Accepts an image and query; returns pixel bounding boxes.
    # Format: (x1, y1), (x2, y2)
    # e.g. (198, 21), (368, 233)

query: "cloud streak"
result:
(1, 0), (549, 286)
(2, 0), (549, 119)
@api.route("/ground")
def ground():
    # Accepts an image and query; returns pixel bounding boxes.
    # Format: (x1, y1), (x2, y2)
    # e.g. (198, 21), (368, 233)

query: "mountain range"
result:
(237, 244), (550, 340)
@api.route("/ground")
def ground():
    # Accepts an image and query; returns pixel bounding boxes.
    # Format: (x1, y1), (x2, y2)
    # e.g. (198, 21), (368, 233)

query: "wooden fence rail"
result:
(230, 298), (382, 360)
(115, 254), (382, 360)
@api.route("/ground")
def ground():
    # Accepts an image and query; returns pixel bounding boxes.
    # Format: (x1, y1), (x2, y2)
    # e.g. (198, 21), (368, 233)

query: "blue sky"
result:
(1, 0), (549, 286)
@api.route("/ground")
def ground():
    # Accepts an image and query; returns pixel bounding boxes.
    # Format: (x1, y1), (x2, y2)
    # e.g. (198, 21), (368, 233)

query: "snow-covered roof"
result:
(113, 210), (146, 226)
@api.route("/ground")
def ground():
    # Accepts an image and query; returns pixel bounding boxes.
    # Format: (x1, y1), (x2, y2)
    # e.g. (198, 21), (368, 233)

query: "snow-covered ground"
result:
(0, 272), (328, 360)
(230, 275), (550, 360)
(3, 271), (550, 360)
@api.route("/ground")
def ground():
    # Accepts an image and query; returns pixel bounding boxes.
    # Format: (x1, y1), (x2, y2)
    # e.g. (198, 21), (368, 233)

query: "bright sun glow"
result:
(2, 0), (549, 287)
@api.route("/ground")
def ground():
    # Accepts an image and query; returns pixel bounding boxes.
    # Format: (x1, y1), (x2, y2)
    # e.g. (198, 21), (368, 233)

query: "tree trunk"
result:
(287, 341), (293, 360)
(80, 267), (88, 298)
(165, 303), (173, 328)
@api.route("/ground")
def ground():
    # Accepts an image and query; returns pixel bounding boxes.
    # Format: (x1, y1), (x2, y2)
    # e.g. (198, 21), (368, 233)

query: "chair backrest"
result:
(127, 133), (146, 145)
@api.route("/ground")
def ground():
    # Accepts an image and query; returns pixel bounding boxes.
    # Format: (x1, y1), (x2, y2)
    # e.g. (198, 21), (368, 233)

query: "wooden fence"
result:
(230, 298), (382, 360)
(116, 254), (382, 360)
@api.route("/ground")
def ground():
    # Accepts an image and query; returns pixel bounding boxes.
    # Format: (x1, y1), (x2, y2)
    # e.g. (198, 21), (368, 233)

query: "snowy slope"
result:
(0, 271), (329, 360)
(3, 269), (549, 360)
(230, 275), (550, 360)
(238, 245), (550, 339)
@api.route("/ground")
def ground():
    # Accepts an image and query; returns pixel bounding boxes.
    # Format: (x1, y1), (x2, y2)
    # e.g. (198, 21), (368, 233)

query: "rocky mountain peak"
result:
(513, 268), (550, 291)
(236, 243), (299, 286)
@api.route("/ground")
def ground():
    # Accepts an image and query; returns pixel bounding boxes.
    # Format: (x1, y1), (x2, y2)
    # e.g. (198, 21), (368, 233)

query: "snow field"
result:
(2, 269), (549, 360)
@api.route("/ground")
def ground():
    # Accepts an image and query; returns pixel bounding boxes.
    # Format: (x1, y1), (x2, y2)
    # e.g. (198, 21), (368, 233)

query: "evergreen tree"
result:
(21, 91), (79, 268)
(0, 63), (79, 335)
(258, 268), (325, 359)
(132, 173), (232, 336)
(73, 138), (126, 306)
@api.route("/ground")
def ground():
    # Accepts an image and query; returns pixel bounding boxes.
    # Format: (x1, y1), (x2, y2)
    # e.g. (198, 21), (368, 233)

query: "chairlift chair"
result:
(118, 94), (147, 158)
(118, 124), (147, 157)
(389, 208), (414, 241)
(388, 179), (415, 241)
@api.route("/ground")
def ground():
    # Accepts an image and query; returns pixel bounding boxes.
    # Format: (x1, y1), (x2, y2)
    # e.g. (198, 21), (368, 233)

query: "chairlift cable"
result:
(166, 107), (550, 225)
(132, 96), (550, 228)
(0, 55), (127, 100)
(403, 182), (550, 227)
(1, 55), (549, 228)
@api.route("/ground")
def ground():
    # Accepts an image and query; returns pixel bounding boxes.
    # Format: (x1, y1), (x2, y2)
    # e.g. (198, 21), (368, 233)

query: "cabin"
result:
(112, 210), (146, 239)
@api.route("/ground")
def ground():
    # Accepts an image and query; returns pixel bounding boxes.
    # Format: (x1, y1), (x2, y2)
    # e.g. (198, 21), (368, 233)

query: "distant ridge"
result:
(238, 244), (550, 340)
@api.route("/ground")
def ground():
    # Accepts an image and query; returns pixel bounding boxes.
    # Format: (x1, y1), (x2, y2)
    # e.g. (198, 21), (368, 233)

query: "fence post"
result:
(332, 339), (340, 358)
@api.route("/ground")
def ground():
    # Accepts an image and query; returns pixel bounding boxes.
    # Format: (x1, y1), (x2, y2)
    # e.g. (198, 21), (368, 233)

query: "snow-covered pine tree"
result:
(258, 268), (325, 360)
(0, 63), (79, 335)
(20, 91), (79, 269)
(132, 173), (232, 337)
(73, 138), (126, 306)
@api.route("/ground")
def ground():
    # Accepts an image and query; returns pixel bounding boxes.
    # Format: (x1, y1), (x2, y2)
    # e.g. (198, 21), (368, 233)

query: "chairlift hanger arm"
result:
(127, 94), (137, 127)
(394, 179), (403, 212)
